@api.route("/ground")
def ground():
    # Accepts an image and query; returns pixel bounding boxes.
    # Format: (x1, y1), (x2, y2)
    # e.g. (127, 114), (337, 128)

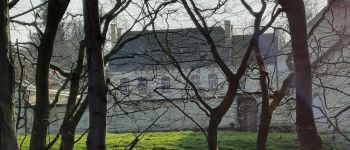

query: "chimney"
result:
(224, 20), (232, 45)
(111, 24), (122, 44)
(224, 20), (234, 65)
(224, 20), (231, 36)
(111, 24), (117, 43)
(117, 28), (122, 39)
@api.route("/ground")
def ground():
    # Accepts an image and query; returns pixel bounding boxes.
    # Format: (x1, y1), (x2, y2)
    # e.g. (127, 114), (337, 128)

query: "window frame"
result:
(208, 73), (218, 90)
(137, 77), (148, 94)
(191, 74), (201, 87)
(120, 77), (130, 92)
(160, 76), (171, 92)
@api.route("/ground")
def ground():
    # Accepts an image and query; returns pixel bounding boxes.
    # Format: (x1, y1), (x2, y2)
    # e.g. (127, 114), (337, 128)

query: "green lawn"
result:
(17, 131), (349, 150)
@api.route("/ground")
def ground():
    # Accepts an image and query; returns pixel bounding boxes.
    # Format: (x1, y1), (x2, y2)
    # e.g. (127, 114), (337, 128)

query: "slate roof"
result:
(107, 26), (278, 72)
(231, 33), (278, 65)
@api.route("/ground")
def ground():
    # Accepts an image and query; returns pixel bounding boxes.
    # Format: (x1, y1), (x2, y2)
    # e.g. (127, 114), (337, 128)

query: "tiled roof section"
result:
(232, 33), (278, 65)
(107, 27), (278, 72)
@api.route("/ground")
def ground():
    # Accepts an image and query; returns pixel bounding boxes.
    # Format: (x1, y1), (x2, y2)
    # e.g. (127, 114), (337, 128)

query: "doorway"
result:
(237, 95), (258, 131)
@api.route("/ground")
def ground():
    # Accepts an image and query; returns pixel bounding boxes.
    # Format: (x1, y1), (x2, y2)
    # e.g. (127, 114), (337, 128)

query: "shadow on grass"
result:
(17, 131), (299, 150)
(174, 131), (299, 150)
(17, 131), (349, 149)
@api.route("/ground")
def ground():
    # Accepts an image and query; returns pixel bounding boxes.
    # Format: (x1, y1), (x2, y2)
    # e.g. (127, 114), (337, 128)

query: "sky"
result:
(9, 0), (327, 43)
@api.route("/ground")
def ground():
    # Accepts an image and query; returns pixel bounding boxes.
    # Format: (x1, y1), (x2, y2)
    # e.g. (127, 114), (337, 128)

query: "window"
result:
(179, 48), (185, 53)
(239, 78), (246, 89)
(191, 74), (201, 87)
(138, 78), (148, 94)
(161, 76), (171, 92)
(208, 73), (218, 90)
(120, 78), (129, 92)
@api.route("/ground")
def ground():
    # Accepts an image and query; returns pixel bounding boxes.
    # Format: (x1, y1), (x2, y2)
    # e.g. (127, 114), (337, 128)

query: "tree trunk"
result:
(206, 83), (237, 150)
(59, 122), (76, 150)
(83, 0), (107, 149)
(0, 0), (18, 149)
(59, 99), (88, 150)
(258, 73), (294, 150)
(59, 41), (86, 150)
(207, 115), (220, 150)
(279, 0), (323, 149)
(257, 113), (272, 150)
(256, 73), (271, 150)
(30, 48), (51, 149)
(29, 1), (70, 149)
(250, 30), (270, 150)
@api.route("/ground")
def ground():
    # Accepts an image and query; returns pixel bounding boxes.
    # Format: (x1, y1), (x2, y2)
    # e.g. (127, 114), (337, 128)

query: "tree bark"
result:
(83, 0), (108, 149)
(29, 1), (70, 149)
(279, 0), (323, 149)
(207, 115), (220, 150)
(59, 124), (76, 150)
(206, 83), (238, 150)
(0, 0), (18, 149)
(59, 41), (86, 150)
(59, 99), (88, 150)
(257, 73), (294, 150)
(257, 115), (271, 150)
(254, 37), (270, 150)
(60, 41), (86, 150)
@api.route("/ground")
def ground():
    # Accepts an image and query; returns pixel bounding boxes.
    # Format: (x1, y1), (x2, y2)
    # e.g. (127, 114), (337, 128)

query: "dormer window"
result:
(208, 73), (218, 90)
(120, 78), (129, 92)
(239, 78), (246, 90)
(138, 78), (148, 94)
(160, 76), (171, 92)
(191, 74), (201, 87)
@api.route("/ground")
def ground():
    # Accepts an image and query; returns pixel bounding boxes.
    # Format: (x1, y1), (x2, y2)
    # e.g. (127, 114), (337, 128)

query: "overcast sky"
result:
(9, 0), (327, 42)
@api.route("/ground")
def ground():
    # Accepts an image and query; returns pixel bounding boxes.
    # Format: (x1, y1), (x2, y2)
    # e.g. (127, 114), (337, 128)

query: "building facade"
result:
(105, 21), (283, 133)
(16, 0), (350, 134)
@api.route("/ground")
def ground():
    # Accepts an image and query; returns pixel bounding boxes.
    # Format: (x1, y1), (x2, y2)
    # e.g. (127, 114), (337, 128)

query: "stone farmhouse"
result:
(16, 0), (350, 134)
(269, 0), (350, 133)
(106, 21), (282, 133)
(106, 0), (350, 133)
(300, 0), (350, 132)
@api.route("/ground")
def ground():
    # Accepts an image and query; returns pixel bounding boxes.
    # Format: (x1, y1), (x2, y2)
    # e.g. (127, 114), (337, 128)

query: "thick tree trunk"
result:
(0, 1), (18, 149)
(30, 49), (51, 149)
(249, 31), (270, 150)
(59, 41), (85, 150)
(29, 1), (70, 149)
(83, 0), (107, 149)
(59, 100), (88, 150)
(206, 83), (238, 150)
(207, 116), (220, 150)
(258, 73), (294, 150)
(256, 82), (270, 150)
(257, 113), (272, 150)
(204, 79), (240, 150)
(59, 124), (76, 150)
(279, 0), (323, 149)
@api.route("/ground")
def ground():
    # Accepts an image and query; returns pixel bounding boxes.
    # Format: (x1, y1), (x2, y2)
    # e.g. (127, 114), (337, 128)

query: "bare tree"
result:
(178, 0), (284, 149)
(0, 0), (18, 149)
(83, 0), (108, 149)
(278, 0), (323, 149)
(254, 1), (342, 149)
(29, 0), (71, 149)
(108, 0), (284, 149)
(57, 41), (86, 150)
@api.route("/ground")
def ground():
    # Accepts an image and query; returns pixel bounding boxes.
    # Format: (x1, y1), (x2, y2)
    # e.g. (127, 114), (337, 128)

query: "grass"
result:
(17, 131), (349, 150)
